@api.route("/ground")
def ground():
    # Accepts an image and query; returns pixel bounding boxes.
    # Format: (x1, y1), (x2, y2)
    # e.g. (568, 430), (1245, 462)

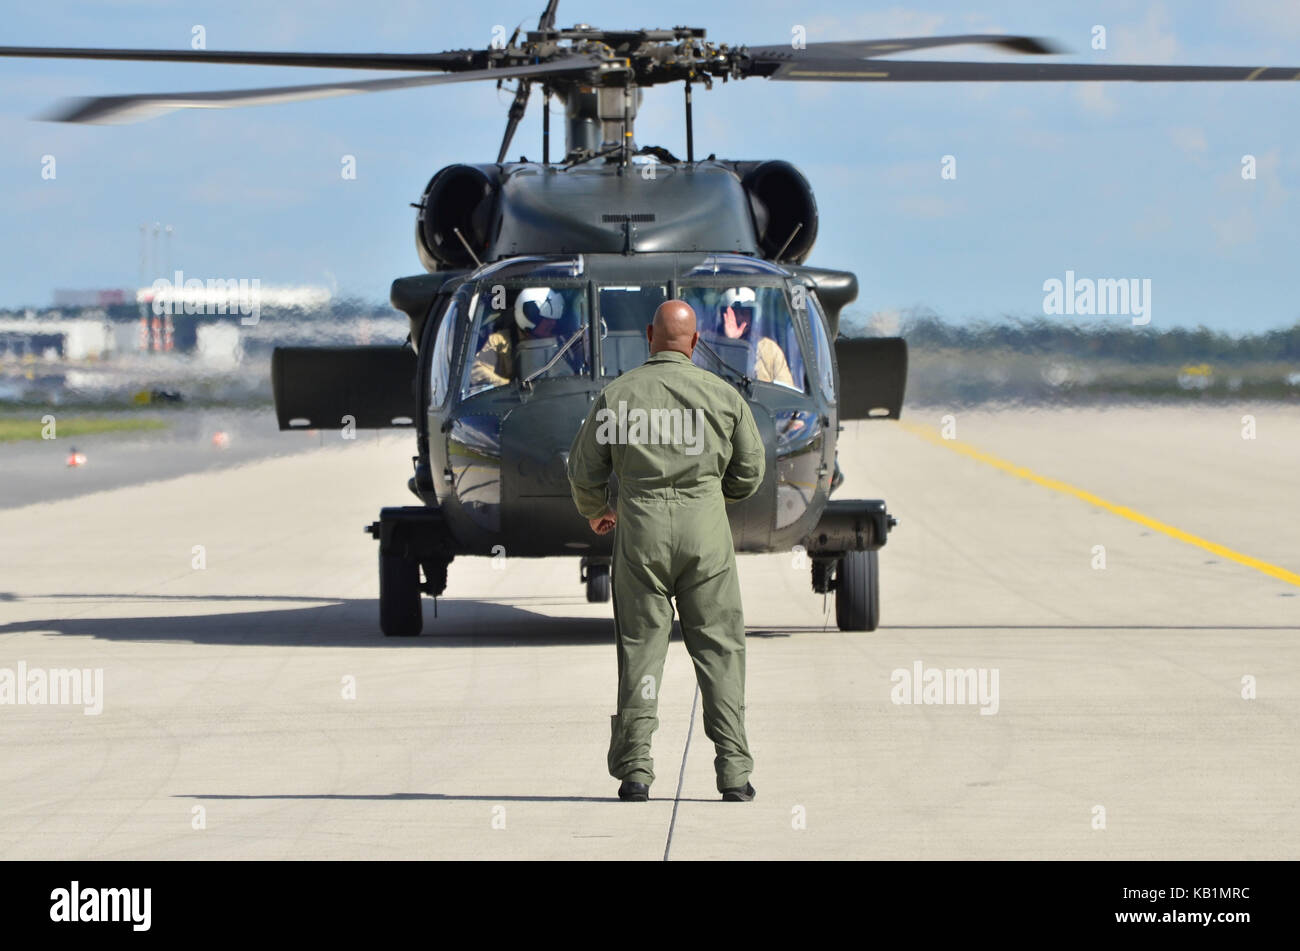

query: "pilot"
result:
(469, 286), (564, 388)
(567, 299), (766, 803)
(711, 287), (794, 387)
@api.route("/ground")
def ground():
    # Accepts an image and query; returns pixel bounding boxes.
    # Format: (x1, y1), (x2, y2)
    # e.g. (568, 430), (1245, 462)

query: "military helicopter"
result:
(6, 3), (1299, 635)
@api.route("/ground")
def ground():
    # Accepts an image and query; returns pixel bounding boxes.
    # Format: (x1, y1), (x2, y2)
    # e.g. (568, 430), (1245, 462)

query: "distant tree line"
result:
(849, 311), (1300, 363)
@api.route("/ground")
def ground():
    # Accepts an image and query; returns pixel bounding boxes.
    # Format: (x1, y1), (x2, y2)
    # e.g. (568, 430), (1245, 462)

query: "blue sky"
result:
(1, 0), (1298, 333)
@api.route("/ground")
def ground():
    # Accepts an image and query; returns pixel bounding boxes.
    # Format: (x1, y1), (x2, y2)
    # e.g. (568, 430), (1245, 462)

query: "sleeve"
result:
(470, 331), (511, 388)
(567, 390), (614, 520)
(757, 337), (793, 387)
(722, 394), (766, 504)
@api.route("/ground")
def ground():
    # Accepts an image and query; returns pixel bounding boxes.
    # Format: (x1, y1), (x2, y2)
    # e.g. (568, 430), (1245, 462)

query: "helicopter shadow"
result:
(0, 594), (619, 648)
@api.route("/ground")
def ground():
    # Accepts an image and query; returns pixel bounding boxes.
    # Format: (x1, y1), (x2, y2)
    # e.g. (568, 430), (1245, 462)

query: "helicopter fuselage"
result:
(270, 157), (904, 632)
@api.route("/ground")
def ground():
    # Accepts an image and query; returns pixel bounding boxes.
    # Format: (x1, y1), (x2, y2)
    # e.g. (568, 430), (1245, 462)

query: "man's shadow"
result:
(172, 791), (719, 804)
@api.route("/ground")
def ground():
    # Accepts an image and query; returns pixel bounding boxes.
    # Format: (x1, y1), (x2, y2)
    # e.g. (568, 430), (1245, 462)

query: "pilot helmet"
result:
(719, 286), (759, 324)
(515, 287), (564, 332)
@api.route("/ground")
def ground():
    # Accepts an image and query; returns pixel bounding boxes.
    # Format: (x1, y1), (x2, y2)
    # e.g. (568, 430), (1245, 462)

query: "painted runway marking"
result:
(900, 420), (1300, 588)
(663, 684), (699, 862)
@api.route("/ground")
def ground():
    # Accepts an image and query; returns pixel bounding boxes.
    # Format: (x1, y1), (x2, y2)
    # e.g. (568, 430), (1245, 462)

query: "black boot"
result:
(721, 782), (756, 802)
(618, 780), (649, 802)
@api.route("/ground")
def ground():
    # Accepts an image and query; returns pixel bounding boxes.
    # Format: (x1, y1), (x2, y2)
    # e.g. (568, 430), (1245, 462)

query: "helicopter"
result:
(6, 2), (1299, 635)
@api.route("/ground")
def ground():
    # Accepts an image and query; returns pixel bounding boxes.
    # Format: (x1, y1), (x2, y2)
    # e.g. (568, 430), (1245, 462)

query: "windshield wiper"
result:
(521, 325), (587, 388)
(694, 338), (752, 392)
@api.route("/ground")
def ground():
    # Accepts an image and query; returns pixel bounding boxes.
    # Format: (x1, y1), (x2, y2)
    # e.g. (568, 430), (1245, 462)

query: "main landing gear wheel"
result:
(379, 551), (422, 636)
(835, 549), (879, 632)
(586, 563), (611, 603)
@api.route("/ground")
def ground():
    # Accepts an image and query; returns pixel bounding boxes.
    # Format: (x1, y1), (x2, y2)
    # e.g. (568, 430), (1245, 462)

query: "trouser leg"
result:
(608, 521), (674, 786)
(673, 511), (753, 793)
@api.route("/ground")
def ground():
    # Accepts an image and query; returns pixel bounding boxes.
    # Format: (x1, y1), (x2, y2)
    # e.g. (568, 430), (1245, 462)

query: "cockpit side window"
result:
(460, 283), (589, 397)
(429, 297), (459, 408)
(680, 284), (808, 392)
(804, 290), (836, 404)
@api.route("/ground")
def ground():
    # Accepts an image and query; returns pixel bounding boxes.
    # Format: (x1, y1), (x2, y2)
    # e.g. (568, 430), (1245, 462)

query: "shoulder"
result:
(662, 358), (731, 396)
(606, 361), (652, 386)
(680, 363), (749, 417)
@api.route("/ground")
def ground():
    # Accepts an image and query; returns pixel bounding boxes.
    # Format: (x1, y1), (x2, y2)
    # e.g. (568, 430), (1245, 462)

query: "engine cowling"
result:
(415, 164), (500, 272)
(735, 160), (819, 264)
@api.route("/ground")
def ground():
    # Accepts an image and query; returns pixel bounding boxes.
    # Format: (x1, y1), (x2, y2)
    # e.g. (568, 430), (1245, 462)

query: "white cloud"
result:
(1075, 83), (1119, 117)
(1212, 207), (1256, 247)
(1169, 125), (1208, 154)
(894, 194), (960, 219)
(1110, 3), (1180, 63)
(802, 10), (947, 43)
(1238, 0), (1300, 39)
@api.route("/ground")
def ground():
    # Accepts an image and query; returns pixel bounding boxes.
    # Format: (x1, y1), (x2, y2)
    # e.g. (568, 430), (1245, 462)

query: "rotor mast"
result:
(559, 84), (638, 159)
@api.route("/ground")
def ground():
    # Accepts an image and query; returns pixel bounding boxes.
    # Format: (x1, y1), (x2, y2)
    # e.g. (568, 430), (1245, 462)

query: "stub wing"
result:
(271, 346), (418, 430)
(834, 337), (908, 420)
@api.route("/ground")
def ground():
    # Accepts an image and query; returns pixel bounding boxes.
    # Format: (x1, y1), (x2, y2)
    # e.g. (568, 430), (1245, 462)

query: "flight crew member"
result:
(567, 299), (766, 803)
(714, 286), (794, 387)
(469, 286), (564, 387)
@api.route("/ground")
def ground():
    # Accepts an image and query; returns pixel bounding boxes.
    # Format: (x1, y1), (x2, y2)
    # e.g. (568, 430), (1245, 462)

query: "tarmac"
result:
(0, 403), (1296, 859)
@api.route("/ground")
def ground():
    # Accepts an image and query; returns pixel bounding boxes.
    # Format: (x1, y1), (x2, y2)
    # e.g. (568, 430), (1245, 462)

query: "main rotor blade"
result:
(0, 45), (484, 72)
(757, 57), (1300, 82)
(45, 56), (599, 124)
(746, 34), (1061, 61)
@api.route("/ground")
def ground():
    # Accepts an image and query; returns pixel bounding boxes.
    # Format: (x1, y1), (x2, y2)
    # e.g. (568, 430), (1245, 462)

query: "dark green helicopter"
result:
(7, 2), (1298, 635)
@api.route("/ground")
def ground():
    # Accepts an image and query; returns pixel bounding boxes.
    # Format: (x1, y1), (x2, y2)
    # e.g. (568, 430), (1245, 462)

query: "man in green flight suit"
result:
(567, 298), (766, 803)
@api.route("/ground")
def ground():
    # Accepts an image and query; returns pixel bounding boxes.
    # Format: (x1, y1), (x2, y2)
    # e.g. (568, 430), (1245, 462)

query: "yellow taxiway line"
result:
(899, 419), (1300, 588)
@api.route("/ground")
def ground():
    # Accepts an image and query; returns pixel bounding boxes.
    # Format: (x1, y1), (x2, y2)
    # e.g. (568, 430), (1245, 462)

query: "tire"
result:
(835, 549), (879, 632)
(586, 564), (611, 603)
(379, 550), (422, 636)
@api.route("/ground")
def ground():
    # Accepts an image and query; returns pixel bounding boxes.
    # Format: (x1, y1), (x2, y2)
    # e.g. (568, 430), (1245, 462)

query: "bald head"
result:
(648, 299), (699, 356)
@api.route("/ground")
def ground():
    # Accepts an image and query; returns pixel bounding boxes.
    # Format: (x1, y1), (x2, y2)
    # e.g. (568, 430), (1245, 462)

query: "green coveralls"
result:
(567, 349), (766, 792)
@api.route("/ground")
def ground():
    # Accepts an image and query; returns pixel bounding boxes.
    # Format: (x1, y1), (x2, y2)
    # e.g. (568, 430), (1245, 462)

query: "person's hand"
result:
(589, 509), (617, 535)
(722, 306), (749, 339)
(778, 415), (807, 438)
